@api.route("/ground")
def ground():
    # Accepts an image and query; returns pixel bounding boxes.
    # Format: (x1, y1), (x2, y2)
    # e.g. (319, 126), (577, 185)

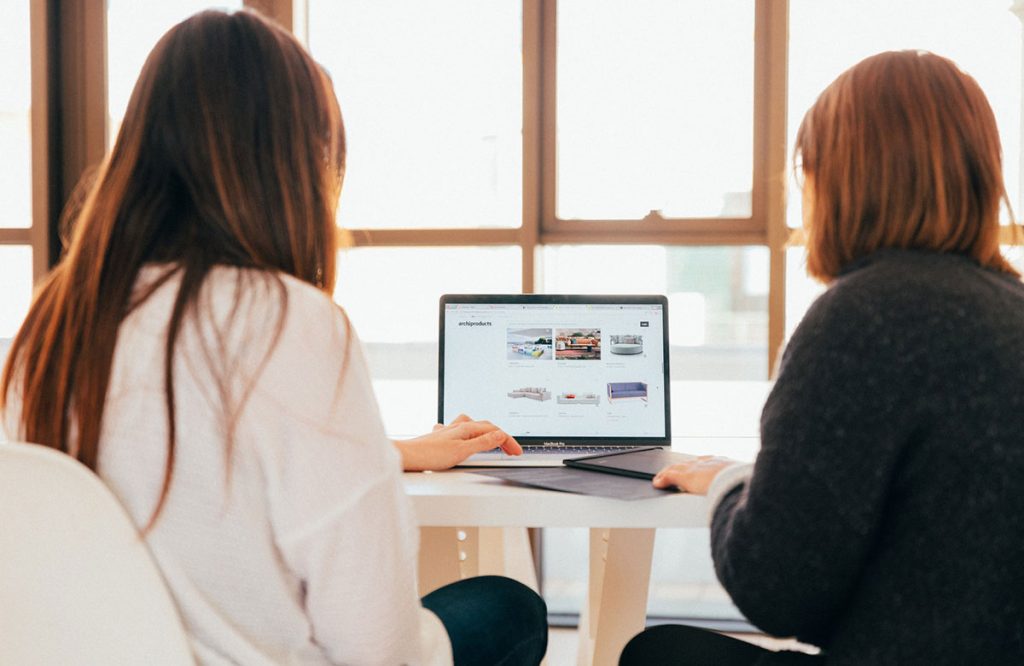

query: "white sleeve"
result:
(246, 287), (451, 665)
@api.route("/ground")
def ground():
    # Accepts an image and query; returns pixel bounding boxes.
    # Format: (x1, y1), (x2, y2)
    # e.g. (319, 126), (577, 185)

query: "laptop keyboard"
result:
(488, 446), (638, 455)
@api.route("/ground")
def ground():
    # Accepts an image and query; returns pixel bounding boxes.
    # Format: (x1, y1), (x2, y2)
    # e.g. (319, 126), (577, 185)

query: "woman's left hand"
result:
(652, 456), (739, 495)
(394, 414), (522, 472)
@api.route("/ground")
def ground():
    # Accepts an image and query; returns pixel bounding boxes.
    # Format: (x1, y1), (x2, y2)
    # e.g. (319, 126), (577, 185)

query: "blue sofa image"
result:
(607, 381), (648, 402)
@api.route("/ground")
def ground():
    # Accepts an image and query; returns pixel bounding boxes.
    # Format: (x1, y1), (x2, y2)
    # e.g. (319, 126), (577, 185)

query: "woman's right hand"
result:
(394, 414), (522, 472)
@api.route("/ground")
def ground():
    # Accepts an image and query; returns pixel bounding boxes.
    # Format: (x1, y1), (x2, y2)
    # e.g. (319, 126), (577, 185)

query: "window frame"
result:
(25, 1), (1024, 373)
(293, 0), (793, 376)
(18, 0), (858, 381)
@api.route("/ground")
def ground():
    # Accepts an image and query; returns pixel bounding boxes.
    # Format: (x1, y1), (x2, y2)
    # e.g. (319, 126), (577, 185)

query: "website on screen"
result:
(442, 303), (666, 437)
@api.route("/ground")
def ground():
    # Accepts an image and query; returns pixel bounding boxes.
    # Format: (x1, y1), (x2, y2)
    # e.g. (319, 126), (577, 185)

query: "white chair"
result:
(0, 441), (194, 665)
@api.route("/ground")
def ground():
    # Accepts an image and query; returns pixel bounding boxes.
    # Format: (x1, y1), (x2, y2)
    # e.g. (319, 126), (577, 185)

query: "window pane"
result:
(334, 247), (520, 435)
(542, 246), (768, 380)
(107, 1), (243, 147)
(309, 1), (523, 229)
(0, 1), (31, 228)
(1004, 244), (1024, 275)
(0, 246), (32, 340)
(787, 0), (1022, 227)
(557, 0), (754, 220)
(785, 246), (826, 340)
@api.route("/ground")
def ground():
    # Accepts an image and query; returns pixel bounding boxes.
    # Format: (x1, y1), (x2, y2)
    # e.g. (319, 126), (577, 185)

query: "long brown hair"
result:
(795, 50), (1016, 281)
(1, 9), (345, 525)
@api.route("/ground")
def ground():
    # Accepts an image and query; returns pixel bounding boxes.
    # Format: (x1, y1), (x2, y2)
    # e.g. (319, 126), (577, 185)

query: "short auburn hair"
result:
(795, 50), (1017, 281)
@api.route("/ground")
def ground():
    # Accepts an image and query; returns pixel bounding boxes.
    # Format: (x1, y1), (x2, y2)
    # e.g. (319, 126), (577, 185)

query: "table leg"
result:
(577, 528), (656, 666)
(418, 527), (463, 597)
(418, 527), (540, 595)
(481, 527), (539, 591)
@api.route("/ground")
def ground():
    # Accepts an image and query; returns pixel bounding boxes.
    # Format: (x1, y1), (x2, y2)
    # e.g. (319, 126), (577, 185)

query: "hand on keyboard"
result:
(394, 414), (522, 471)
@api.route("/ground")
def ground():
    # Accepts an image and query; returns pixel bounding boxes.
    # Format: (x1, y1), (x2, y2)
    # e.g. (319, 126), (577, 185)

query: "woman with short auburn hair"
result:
(798, 49), (1015, 281)
(1, 9), (546, 666)
(623, 50), (1024, 664)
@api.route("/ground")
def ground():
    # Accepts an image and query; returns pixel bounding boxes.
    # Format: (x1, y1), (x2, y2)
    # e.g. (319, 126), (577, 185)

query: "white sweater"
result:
(3, 266), (451, 666)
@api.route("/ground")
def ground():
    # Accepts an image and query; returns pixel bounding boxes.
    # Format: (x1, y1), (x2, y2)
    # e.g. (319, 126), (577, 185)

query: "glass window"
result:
(308, 1), (523, 229)
(1004, 243), (1024, 275)
(0, 0), (32, 229)
(107, 1), (244, 146)
(785, 246), (827, 341)
(542, 245), (768, 380)
(333, 246), (521, 435)
(787, 0), (1022, 227)
(556, 0), (755, 220)
(0, 246), (33, 341)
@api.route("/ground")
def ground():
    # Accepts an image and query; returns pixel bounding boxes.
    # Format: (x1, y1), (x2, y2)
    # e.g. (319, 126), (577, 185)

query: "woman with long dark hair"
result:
(624, 50), (1024, 664)
(1, 10), (545, 665)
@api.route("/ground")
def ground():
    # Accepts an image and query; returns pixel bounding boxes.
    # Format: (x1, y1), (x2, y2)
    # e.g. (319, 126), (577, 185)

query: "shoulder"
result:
(828, 249), (1022, 308)
(148, 266), (360, 404)
(784, 249), (1024, 380)
(202, 266), (341, 322)
(198, 266), (352, 351)
(801, 250), (1019, 337)
(198, 267), (375, 435)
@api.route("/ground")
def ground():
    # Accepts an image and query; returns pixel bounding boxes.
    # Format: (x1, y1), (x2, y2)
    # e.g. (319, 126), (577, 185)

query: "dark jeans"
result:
(421, 575), (548, 666)
(620, 625), (823, 665)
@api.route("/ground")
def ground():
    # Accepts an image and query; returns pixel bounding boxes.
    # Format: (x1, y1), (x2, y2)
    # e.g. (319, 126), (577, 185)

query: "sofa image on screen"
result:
(507, 387), (552, 401)
(557, 392), (600, 405)
(607, 382), (648, 402)
(609, 334), (643, 355)
(510, 343), (547, 358)
(554, 328), (602, 360)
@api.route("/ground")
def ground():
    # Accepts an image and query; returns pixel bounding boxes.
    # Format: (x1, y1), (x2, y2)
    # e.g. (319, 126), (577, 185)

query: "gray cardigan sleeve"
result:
(709, 279), (930, 643)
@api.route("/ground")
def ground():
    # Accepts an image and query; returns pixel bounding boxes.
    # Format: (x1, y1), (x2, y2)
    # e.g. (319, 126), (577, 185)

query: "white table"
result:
(403, 436), (759, 666)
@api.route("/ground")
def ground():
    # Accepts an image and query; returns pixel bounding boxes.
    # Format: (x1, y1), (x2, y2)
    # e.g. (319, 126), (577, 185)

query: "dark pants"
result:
(620, 625), (823, 665)
(421, 575), (548, 666)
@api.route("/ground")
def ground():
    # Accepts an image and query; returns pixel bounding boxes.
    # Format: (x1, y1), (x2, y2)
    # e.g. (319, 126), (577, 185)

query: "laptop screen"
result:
(439, 295), (671, 445)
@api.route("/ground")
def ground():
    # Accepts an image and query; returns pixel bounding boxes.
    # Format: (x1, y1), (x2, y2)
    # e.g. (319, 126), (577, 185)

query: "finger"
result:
(463, 429), (509, 454)
(498, 434), (522, 456)
(433, 413), (473, 433)
(452, 420), (501, 439)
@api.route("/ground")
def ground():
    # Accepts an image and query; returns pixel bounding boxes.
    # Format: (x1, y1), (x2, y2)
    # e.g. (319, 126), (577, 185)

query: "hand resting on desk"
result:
(393, 413), (522, 471)
(652, 455), (740, 494)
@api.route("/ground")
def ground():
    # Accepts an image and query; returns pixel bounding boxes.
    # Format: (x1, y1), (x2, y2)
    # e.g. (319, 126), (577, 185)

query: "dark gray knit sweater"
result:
(712, 249), (1024, 664)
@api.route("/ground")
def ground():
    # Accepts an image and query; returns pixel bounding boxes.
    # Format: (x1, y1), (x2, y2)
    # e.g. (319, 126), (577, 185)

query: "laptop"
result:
(438, 294), (671, 466)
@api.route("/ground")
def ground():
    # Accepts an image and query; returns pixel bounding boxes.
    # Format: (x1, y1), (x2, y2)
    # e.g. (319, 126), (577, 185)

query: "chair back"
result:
(0, 441), (194, 665)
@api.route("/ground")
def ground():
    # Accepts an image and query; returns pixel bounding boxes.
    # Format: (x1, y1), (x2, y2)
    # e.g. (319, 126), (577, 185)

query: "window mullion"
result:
(758, 0), (790, 377)
(521, 0), (543, 294)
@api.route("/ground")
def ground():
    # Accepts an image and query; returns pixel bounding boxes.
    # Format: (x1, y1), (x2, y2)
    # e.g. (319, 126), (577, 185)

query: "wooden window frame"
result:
(22, 0), (793, 376)
(274, 0), (792, 376)
(29, 2), (1024, 373)
(7, 0), (106, 285)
